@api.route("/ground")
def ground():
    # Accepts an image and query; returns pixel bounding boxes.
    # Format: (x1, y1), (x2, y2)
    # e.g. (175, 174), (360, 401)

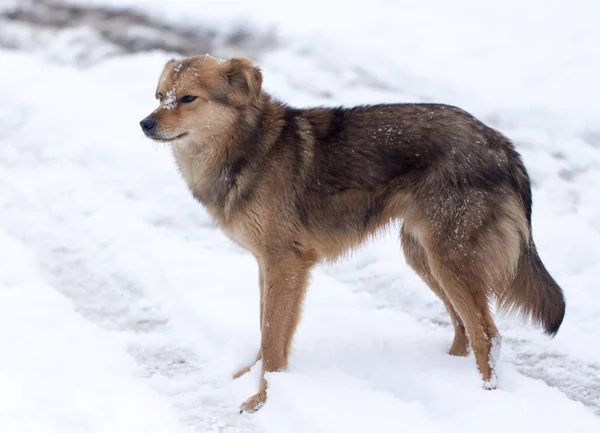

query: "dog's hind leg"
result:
(400, 225), (469, 356)
(426, 245), (501, 389)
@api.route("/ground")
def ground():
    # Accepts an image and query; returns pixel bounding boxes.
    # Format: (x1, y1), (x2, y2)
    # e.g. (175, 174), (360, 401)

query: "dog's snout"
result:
(140, 117), (156, 131)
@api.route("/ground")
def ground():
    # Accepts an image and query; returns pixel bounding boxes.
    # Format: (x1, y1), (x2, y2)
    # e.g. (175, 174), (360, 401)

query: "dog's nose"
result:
(140, 117), (156, 131)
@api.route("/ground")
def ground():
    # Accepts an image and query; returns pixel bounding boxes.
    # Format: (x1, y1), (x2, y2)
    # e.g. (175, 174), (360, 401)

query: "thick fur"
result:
(140, 55), (566, 411)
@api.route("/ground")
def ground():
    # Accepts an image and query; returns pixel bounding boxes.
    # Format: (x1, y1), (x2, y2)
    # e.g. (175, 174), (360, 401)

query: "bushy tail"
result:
(498, 240), (566, 336)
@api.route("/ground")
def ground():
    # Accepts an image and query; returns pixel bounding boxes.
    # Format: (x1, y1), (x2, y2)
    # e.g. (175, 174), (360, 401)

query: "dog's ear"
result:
(223, 57), (263, 103)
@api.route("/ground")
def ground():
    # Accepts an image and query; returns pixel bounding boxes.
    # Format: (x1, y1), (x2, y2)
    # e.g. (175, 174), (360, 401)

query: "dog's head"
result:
(139, 55), (263, 144)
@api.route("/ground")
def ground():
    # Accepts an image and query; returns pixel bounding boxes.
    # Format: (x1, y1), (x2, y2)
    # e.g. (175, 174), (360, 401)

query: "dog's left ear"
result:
(223, 57), (263, 102)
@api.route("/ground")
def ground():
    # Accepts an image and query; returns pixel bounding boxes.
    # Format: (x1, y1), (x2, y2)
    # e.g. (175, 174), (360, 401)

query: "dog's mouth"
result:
(147, 132), (188, 142)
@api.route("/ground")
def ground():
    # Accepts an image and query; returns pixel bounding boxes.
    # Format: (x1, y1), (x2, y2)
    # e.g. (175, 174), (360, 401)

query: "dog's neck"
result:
(169, 93), (283, 222)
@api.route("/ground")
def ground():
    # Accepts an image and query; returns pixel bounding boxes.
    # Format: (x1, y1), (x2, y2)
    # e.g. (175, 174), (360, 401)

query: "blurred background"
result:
(1, 1), (599, 433)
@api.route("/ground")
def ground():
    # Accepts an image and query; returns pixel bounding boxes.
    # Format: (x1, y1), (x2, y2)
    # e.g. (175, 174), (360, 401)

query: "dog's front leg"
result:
(232, 259), (265, 379)
(239, 252), (314, 413)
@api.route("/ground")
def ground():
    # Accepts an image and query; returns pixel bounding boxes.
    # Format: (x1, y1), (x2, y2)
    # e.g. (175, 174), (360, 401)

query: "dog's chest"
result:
(219, 218), (257, 253)
(170, 147), (262, 254)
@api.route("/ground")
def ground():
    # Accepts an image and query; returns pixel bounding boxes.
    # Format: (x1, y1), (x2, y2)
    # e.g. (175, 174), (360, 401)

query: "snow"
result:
(1, 0), (600, 432)
(163, 89), (178, 110)
(484, 335), (502, 390)
(0, 232), (184, 433)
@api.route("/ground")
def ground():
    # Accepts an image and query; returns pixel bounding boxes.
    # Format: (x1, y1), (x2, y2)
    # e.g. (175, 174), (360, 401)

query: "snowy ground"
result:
(1, 1), (600, 432)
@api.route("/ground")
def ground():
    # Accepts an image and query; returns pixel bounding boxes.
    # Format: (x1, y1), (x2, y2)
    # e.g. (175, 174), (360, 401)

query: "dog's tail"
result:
(498, 239), (566, 336)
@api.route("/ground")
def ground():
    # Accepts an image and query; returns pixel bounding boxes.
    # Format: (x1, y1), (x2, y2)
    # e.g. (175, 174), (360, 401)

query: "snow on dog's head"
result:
(138, 55), (263, 144)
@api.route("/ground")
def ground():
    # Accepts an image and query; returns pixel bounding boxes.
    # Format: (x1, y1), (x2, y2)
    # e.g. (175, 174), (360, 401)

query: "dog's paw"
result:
(448, 344), (469, 357)
(232, 365), (253, 379)
(232, 352), (261, 379)
(239, 390), (267, 413)
(448, 335), (470, 357)
(482, 372), (498, 391)
(232, 360), (260, 379)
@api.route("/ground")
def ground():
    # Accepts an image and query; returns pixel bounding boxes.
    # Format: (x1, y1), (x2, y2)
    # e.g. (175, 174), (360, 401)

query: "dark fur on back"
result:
(284, 104), (524, 225)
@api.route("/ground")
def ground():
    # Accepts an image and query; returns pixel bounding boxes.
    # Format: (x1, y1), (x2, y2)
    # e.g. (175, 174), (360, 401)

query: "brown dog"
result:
(139, 55), (566, 412)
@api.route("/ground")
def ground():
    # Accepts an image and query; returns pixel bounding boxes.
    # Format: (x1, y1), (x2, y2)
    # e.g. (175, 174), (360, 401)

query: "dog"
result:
(139, 54), (566, 412)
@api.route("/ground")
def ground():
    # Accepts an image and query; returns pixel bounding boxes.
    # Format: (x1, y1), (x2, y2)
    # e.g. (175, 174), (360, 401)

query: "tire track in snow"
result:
(509, 340), (600, 415)
(43, 235), (257, 433)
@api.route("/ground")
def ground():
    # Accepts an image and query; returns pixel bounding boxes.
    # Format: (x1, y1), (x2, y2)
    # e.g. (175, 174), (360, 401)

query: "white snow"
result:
(0, 232), (184, 433)
(1, 0), (600, 432)
(483, 335), (502, 391)
(163, 88), (178, 110)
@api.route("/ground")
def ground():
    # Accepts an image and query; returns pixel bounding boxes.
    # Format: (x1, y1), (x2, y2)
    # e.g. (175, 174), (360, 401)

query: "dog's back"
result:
(271, 103), (529, 252)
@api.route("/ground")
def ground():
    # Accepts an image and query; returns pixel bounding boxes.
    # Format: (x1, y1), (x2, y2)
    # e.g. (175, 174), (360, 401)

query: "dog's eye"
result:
(180, 95), (197, 104)
(158, 93), (164, 102)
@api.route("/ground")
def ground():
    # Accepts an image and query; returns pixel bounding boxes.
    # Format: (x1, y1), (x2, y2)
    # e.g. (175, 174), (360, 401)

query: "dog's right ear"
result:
(222, 57), (263, 105)
(160, 58), (178, 75)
